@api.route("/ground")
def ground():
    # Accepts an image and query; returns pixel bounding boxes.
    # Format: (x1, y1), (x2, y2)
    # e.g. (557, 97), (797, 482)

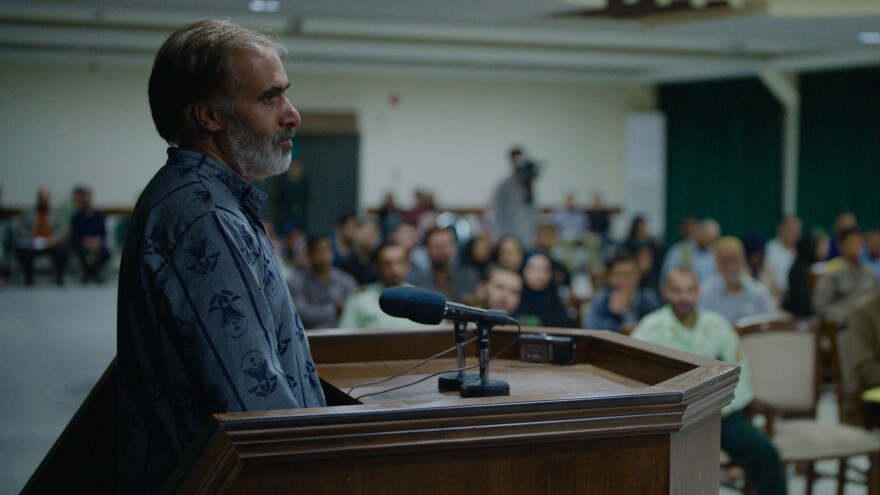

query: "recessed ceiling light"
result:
(859, 32), (880, 45)
(249, 0), (280, 12)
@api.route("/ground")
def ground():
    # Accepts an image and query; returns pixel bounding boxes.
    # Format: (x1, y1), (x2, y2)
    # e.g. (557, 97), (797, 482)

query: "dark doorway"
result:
(296, 132), (359, 236)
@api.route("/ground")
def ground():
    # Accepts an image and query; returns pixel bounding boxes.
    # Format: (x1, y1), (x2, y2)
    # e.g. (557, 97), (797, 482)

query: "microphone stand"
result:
(460, 321), (510, 398)
(438, 321), (479, 391)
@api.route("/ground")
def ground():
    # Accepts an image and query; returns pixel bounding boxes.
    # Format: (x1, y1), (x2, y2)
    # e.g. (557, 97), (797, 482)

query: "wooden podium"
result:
(163, 326), (737, 494)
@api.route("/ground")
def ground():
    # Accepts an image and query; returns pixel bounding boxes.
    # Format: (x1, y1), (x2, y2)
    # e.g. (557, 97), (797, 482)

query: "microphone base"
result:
(438, 372), (479, 392)
(460, 379), (510, 398)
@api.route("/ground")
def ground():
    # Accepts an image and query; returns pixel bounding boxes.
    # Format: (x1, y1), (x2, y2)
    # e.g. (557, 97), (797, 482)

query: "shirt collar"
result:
(167, 147), (267, 214)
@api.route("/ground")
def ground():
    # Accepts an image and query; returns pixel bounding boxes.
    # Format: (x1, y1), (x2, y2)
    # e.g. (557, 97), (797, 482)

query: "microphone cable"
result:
(351, 323), (522, 401)
(347, 335), (479, 396)
(353, 361), (482, 401)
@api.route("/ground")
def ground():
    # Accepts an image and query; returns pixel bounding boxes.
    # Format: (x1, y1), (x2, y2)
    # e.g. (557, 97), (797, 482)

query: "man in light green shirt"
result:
(632, 267), (786, 495)
(338, 243), (418, 329)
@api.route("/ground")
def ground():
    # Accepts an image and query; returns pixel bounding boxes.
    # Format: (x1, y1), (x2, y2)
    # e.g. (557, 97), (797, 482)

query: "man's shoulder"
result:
(407, 267), (432, 285)
(348, 283), (382, 300)
(855, 290), (880, 315)
(700, 275), (725, 293)
(742, 276), (772, 297)
(592, 289), (612, 305)
(765, 237), (784, 252)
(632, 306), (671, 332)
(331, 268), (358, 288)
(696, 309), (735, 332)
(453, 264), (481, 282)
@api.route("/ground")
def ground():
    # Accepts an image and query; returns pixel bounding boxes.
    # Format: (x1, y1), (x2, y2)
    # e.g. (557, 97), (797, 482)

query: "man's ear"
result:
(193, 101), (227, 133)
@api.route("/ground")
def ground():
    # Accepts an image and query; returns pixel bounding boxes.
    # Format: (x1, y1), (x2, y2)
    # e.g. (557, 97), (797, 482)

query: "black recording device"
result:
(514, 155), (539, 182)
(519, 333), (576, 365)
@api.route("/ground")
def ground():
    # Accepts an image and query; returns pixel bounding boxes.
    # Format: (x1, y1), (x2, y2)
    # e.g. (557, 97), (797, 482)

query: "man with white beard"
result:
(117, 20), (326, 493)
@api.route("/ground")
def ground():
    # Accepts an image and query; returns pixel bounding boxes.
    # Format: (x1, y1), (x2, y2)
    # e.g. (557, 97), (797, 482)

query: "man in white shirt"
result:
(762, 215), (801, 303)
(700, 236), (776, 324)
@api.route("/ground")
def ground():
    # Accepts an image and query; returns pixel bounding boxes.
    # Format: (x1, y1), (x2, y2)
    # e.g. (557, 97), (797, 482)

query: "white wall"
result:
(0, 60), (655, 213)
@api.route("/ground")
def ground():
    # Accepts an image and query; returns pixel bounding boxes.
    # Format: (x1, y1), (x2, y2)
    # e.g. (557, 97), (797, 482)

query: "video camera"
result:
(514, 155), (540, 182)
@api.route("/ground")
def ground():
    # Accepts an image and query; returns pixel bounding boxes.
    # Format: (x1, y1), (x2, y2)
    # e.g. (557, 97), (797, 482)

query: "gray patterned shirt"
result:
(117, 148), (326, 493)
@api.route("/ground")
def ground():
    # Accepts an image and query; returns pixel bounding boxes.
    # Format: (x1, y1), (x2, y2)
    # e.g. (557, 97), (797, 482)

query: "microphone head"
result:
(379, 286), (413, 318)
(378, 286), (446, 325)
(402, 288), (447, 325)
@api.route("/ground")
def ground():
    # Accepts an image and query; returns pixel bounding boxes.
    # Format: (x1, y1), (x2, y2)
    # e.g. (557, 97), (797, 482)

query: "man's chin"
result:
(672, 305), (695, 318)
(248, 156), (291, 180)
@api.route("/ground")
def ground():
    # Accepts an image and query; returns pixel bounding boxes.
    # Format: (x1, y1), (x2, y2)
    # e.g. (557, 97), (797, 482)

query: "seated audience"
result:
(337, 217), (381, 285)
(534, 222), (571, 289)
(632, 268), (786, 495)
(741, 230), (767, 281)
(587, 252), (661, 332)
(827, 212), (858, 260)
(377, 192), (402, 240)
(661, 218), (720, 284)
(400, 188), (436, 226)
(288, 235), (357, 329)
(632, 242), (661, 292)
(586, 192), (612, 241)
(813, 227), (878, 323)
(552, 192), (589, 241)
(338, 243), (416, 329)
(492, 234), (525, 273)
(390, 221), (419, 255)
(407, 227), (480, 304)
(70, 187), (111, 283)
(476, 265), (523, 315)
(331, 212), (359, 265)
(460, 232), (493, 275)
(14, 187), (69, 285)
(699, 236), (776, 324)
(515, 251), (571, 328)
(623, 215), (660, 256)
(277, 225), (307, 282)
(625, 217), (662, 291)
(845, 290), (880, 394)
(782, 233), (817, 317)
(862, 225), (880, 281)
(0, 184), (13, 286)
(762, 215), (802, 302)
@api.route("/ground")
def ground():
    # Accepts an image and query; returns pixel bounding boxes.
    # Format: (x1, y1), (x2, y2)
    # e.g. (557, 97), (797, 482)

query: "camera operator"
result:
(491, 147), (540, 248)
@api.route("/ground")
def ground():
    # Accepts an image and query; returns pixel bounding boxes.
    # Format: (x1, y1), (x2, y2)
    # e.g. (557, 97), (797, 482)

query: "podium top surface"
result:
(166, 326), (738, 494)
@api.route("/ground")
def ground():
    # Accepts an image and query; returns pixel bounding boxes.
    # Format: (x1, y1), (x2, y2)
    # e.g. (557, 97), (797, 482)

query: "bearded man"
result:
(117, 20), (325, 493)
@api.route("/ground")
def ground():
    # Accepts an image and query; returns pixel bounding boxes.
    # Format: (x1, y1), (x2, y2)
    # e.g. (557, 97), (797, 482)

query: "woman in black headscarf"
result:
(514, 251), (571, 328)
(782, 232), (817, 317)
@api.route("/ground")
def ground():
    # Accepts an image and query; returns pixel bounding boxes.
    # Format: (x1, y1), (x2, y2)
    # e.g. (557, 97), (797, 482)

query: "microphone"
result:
(379, 286), (518, 326)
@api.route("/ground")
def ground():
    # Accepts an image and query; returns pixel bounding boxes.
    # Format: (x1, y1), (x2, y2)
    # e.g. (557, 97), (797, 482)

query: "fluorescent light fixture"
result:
(249, 0), (280, 12)
(859, 32), (880, 45)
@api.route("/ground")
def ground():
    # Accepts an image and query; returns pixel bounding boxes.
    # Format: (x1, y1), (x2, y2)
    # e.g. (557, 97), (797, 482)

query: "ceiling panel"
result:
(0, 0), (878, 83)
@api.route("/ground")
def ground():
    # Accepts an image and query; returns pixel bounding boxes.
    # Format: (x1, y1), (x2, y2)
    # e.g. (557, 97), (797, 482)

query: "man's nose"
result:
(282, 98), (300, 128)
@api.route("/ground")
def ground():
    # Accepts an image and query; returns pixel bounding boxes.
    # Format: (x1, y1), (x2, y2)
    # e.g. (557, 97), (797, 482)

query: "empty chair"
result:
(738, 318), (880, 495)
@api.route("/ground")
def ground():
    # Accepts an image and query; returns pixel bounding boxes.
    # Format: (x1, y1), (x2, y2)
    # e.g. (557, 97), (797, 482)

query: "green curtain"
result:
(798, 66), (880, 234)
(659, 78), (783, 244)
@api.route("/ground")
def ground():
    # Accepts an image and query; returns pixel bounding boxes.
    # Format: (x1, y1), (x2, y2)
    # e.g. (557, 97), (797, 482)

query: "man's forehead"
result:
(491, 271), (520, 286)
(380, 248), (406, 262)
(231, 48), (288, 89)
(666, 271), (697, 289)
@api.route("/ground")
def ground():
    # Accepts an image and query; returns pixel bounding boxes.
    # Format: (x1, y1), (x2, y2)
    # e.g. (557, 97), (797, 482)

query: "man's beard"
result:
(671, 302), (695, 320)
(225, 114), (293, 180)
